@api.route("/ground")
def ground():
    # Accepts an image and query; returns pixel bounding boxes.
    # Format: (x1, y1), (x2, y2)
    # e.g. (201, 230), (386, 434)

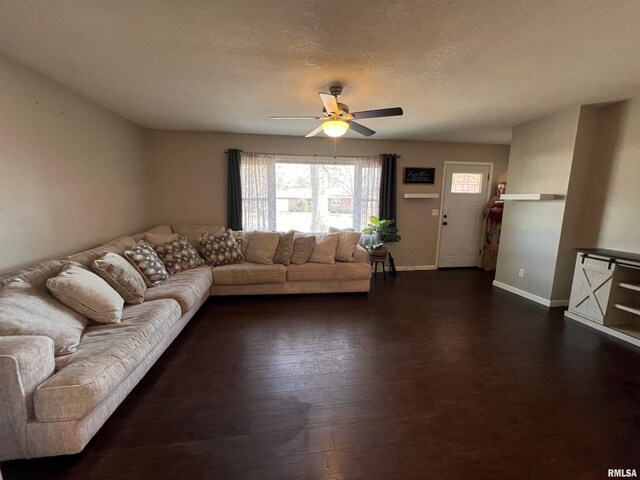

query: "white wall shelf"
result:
(500, 193), (560, 201)
(402, 193), (440, 199)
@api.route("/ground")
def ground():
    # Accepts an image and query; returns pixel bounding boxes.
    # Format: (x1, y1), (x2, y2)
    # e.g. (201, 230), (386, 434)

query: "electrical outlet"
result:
(432, 209), (439, 216)
(518, 268), (525, 278)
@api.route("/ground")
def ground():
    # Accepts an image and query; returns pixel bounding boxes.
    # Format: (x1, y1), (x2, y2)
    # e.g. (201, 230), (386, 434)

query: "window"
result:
(451, 173), (483, 193)
(241, 154), (380, 232)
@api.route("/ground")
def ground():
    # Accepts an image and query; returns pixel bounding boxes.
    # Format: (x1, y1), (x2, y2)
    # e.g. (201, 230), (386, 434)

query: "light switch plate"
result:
(432, 209), (439, 216)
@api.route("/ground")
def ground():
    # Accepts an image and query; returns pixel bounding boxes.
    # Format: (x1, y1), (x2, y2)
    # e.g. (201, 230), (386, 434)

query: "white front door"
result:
(438, 164), (491, 268)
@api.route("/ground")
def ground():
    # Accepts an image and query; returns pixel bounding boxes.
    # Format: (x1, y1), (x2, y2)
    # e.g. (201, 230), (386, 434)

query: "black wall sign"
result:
(403, 167), (435, 184)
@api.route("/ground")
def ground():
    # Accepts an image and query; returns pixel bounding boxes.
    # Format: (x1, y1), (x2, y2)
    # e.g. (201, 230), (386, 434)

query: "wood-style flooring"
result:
(2, 269), (640, 479)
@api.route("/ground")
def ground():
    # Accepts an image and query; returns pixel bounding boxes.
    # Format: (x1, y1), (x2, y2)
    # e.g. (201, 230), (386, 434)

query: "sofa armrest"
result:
(0, 335), (55, 460)
(353, 245), (369, 264)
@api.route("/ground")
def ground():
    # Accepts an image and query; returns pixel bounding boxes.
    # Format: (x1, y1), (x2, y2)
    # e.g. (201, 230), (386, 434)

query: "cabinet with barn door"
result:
(565, 248), (640, 348)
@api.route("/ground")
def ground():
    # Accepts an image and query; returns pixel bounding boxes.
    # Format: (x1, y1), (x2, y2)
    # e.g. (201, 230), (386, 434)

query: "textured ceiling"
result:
(1, 0), (640, 144)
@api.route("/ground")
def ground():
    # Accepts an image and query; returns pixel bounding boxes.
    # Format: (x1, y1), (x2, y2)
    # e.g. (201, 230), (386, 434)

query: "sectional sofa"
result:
(0, 224), (371, 460)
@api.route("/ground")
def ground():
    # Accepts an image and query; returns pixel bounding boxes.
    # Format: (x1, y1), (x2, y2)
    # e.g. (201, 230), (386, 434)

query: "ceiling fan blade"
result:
(319, 93), (340, 115)
(269, 116), (322, 120)
(305, 124), (324, 138)
(349, 121), (375, 137)
(351, 107), (403, 119)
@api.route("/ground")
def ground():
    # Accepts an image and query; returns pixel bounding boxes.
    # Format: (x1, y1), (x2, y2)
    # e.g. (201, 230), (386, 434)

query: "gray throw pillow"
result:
(0, 278), (88, 356)
(154, 235), (205, 274)
(47, 263), (124, 324)
(91, 252), (147, 304)
(124, 240), (169, 287)
(290, 234), (316, 265)
(273, 230), (295, 266)
(199, 232), (244, 266)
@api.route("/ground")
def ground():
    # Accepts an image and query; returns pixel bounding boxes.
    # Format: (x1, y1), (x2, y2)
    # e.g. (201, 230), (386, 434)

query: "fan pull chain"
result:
(333, 136), (337, 159)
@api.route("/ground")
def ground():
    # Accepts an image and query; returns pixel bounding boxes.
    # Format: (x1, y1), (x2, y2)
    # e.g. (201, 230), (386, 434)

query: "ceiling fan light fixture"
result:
(321, 118), (349, 137)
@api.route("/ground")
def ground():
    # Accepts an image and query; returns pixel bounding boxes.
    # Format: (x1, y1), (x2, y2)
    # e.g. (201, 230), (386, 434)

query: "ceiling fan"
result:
(269, 86), (403, 138)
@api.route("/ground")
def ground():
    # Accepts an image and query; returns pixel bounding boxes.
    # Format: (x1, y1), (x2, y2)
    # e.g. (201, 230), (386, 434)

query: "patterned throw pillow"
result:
(124, 240), (169, 287)
(273, 230), (295, 265)
(154, 235), (205, 275)
(199, 232), (244, 267)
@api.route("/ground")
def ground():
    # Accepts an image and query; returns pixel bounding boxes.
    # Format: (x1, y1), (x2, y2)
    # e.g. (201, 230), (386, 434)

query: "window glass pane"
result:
(451, 173), (483, 193)
(275, 163), (355, 231)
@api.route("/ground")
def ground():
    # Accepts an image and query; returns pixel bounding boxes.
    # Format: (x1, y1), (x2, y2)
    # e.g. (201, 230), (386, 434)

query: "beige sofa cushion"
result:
(0, 278), (88, 356)
(68, 236), (137, 267)
(47, 263), (124, 324)
(308, 233), (340, 264)
(144, 232), (180, 248)
(172, 224), (226, 254)
(273, 230), (295, 265)
(144, 266), (213, 312)
(0, 260), (66, 290)
(124, 241), (169, 287)
(91, 252), (147, 304)
(329, 227), (362, 262)
(286, 262), (372, 282)
(212, 262), (286, 286)
(132, 225), (173, 242)
(154, 235), (205, 274)
(35, 299), (182, 422)
(245, 232), (281, 265)
(290, 234), (316, 265)
(229, 230), (251, 256)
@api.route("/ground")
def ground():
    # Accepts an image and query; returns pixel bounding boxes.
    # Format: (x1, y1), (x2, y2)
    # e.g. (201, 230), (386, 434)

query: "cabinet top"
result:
(576, 248), (640, 264)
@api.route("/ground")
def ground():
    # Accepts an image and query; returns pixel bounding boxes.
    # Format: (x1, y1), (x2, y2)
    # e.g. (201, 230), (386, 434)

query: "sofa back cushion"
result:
(0, 260), (66, 290)
(47, 263), (124, 324)
(229, 230), (254, 256)
(0, 278), (88, 356)
(131, 225), (173, 242)
(245, 232), (281, 265)
(144, 232), (180, 248)
(91, 252), (147, 304)
(68, 236), (137, 267)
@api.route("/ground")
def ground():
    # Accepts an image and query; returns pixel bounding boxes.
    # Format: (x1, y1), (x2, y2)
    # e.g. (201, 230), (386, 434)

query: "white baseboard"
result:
(565, 311), (640, 348)
(395, 265), (438, 271)
(492, 280), (568, 308)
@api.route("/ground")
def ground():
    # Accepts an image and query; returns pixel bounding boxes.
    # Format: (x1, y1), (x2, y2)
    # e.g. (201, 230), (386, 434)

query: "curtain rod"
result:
(224, 150), (401, 158)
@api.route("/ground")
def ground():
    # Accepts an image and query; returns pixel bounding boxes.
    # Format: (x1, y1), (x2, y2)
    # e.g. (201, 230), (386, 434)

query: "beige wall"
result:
(495, 106), (582, 301)
(596, 95), (640, 253)
(0, 56), (150, 272)
(496, 96), (640, 304)
(147, 131), (510, 267)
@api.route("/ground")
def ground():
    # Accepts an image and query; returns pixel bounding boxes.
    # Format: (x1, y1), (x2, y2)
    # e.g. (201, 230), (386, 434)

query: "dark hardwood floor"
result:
(2, 269), (640, 479)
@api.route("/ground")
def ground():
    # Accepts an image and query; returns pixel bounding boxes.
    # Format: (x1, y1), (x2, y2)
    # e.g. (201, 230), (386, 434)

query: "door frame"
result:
(435, 161), (495, 269)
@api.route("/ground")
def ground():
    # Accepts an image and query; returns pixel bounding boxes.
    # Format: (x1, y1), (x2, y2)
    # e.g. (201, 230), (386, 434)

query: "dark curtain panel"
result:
(227, 149), (243, 230)
(379, 153), (398, 227)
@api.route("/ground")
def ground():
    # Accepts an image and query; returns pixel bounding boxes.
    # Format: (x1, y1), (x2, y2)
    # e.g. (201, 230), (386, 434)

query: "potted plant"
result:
(362, 216), (401, 263)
